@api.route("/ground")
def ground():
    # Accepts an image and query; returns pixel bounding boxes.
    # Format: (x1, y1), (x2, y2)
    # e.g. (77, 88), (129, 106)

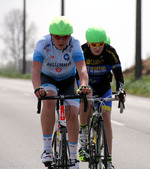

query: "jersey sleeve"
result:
(109, 48), (124, 91)
(72, 39), (85, 63)
(33, 40), (45, 63)
(110, 48), (121, 69)
(113, 67), (124, 91)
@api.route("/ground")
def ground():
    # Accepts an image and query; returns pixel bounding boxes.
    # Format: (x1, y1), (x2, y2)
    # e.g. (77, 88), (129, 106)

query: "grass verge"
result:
(111, 75), (150, 97)
(0, 69), (31, 79)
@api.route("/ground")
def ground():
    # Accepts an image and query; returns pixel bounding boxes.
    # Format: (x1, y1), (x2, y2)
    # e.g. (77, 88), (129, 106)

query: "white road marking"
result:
(111, 120), (125, 126)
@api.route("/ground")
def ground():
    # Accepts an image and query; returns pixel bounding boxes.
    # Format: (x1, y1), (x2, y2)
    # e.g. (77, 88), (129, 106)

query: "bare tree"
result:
(0, 9), (37, 70)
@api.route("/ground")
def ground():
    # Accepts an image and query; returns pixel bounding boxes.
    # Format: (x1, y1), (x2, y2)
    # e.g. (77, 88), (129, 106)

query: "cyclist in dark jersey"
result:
(78, 26), (125, 169)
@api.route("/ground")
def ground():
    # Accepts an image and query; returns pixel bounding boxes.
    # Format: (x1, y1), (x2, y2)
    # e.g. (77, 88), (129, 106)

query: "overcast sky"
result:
(0, 0), (150, 70)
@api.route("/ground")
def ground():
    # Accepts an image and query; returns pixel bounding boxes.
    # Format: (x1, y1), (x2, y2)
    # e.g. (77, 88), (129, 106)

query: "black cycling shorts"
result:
(40, 73), (78, 95)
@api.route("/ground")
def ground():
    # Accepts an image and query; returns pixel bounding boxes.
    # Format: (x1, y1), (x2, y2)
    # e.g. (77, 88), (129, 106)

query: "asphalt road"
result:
(0, 77), (150, 169)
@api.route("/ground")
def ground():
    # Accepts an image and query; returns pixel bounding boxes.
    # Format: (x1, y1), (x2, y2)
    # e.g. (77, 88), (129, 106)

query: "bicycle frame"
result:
(54, 98), (72, 169)
(86, 93), (125, 169)
(37, 94), (88, 169)
(87, 99), (108, 169)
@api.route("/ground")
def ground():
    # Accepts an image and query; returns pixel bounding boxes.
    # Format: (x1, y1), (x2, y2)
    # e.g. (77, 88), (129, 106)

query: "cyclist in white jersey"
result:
(31, 16), (90, 169)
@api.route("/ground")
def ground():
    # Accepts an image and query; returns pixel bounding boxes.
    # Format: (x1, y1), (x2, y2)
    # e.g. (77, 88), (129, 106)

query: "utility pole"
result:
(61, 0), (65, 16)
(22, 0), (26, 74)
(135, 0), (142, 79)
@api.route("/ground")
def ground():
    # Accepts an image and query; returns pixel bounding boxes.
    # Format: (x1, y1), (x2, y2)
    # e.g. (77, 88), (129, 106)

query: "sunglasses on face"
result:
(89, 42), (105, 48)
(53, 35), (70, 40)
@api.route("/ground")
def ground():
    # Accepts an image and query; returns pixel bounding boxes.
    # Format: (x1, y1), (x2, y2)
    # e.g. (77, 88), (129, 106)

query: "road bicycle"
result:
(80, 91), (125, 169)
(37, 94), (88, 169)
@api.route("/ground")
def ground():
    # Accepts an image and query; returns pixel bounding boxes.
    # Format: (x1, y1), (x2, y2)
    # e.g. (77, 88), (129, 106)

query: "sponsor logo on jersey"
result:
(64, 53), (70, 61)
(86, 59), (104, 65)
(47, 62), (71, 67)
(56, 67), (62, 73)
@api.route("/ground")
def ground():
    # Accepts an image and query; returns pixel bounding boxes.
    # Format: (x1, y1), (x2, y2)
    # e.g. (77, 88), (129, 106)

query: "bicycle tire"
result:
(53, 130), (59, 168)
(95, 123), (103, 169)
(96, 121), (108, 169)
(88, 116), (97, 169)
(90, 122), (103, 169)
(101, 122), (109, 169)
(60, 127), (68, 169)
(88, 116), (109, 169)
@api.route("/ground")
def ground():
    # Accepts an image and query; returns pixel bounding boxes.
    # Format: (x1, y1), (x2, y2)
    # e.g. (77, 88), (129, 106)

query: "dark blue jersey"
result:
(81, 43), (124, 93)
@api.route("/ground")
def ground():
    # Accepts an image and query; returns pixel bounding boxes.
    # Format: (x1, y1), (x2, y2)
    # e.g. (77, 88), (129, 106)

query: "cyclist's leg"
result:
(79, 84), (93, 148)
(102, 110), (112, 154)
(101, 89), (115, 168)
(40, 73), (58, 135)
(78, 85), (93, 162)
(80, 83), (93, 127)
(41, 88), (57, 135)
(40, 74), (58, 165)
(65, 102), (80, 168)
(101, 89), (112, 154)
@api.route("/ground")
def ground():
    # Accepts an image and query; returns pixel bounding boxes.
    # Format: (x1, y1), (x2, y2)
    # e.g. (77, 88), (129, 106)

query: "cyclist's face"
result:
(88, 42), (104, 56)
(51, 34), (71, 50)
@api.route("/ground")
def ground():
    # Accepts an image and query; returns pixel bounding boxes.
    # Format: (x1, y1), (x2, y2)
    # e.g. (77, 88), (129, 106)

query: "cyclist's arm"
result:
(32, 61), (46, 98)
(112, 67), (124, 91)
(76, 60), (91, 94)
(113, 67), (126, 102)
(76, 60), (88, 87)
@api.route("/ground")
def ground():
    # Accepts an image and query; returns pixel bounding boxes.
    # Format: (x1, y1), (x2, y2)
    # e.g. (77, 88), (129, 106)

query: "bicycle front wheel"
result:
(88, 117), (99, 169)
(52, 130), (59, 167)
(88, 119), (109, 169)
(96, 121), (109, 169)
(60, 128), (68, 169)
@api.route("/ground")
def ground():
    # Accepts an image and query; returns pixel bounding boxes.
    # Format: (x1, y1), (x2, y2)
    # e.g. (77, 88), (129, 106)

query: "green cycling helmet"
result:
(49, 16), (73, 35)
(105, 36), (111, 45)
(86, 26), (106, 43)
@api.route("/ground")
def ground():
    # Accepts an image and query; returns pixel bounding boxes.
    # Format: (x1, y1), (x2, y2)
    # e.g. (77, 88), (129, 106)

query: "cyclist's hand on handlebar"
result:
(115, 89), (126, 102)
(77, 85), (91, 95)
(116, 89), (126, 113)
(34, 86), (48, 98)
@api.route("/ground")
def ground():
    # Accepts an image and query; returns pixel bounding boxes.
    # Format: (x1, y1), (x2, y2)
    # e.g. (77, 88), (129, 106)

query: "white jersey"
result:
(33, 34), (84, 81)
